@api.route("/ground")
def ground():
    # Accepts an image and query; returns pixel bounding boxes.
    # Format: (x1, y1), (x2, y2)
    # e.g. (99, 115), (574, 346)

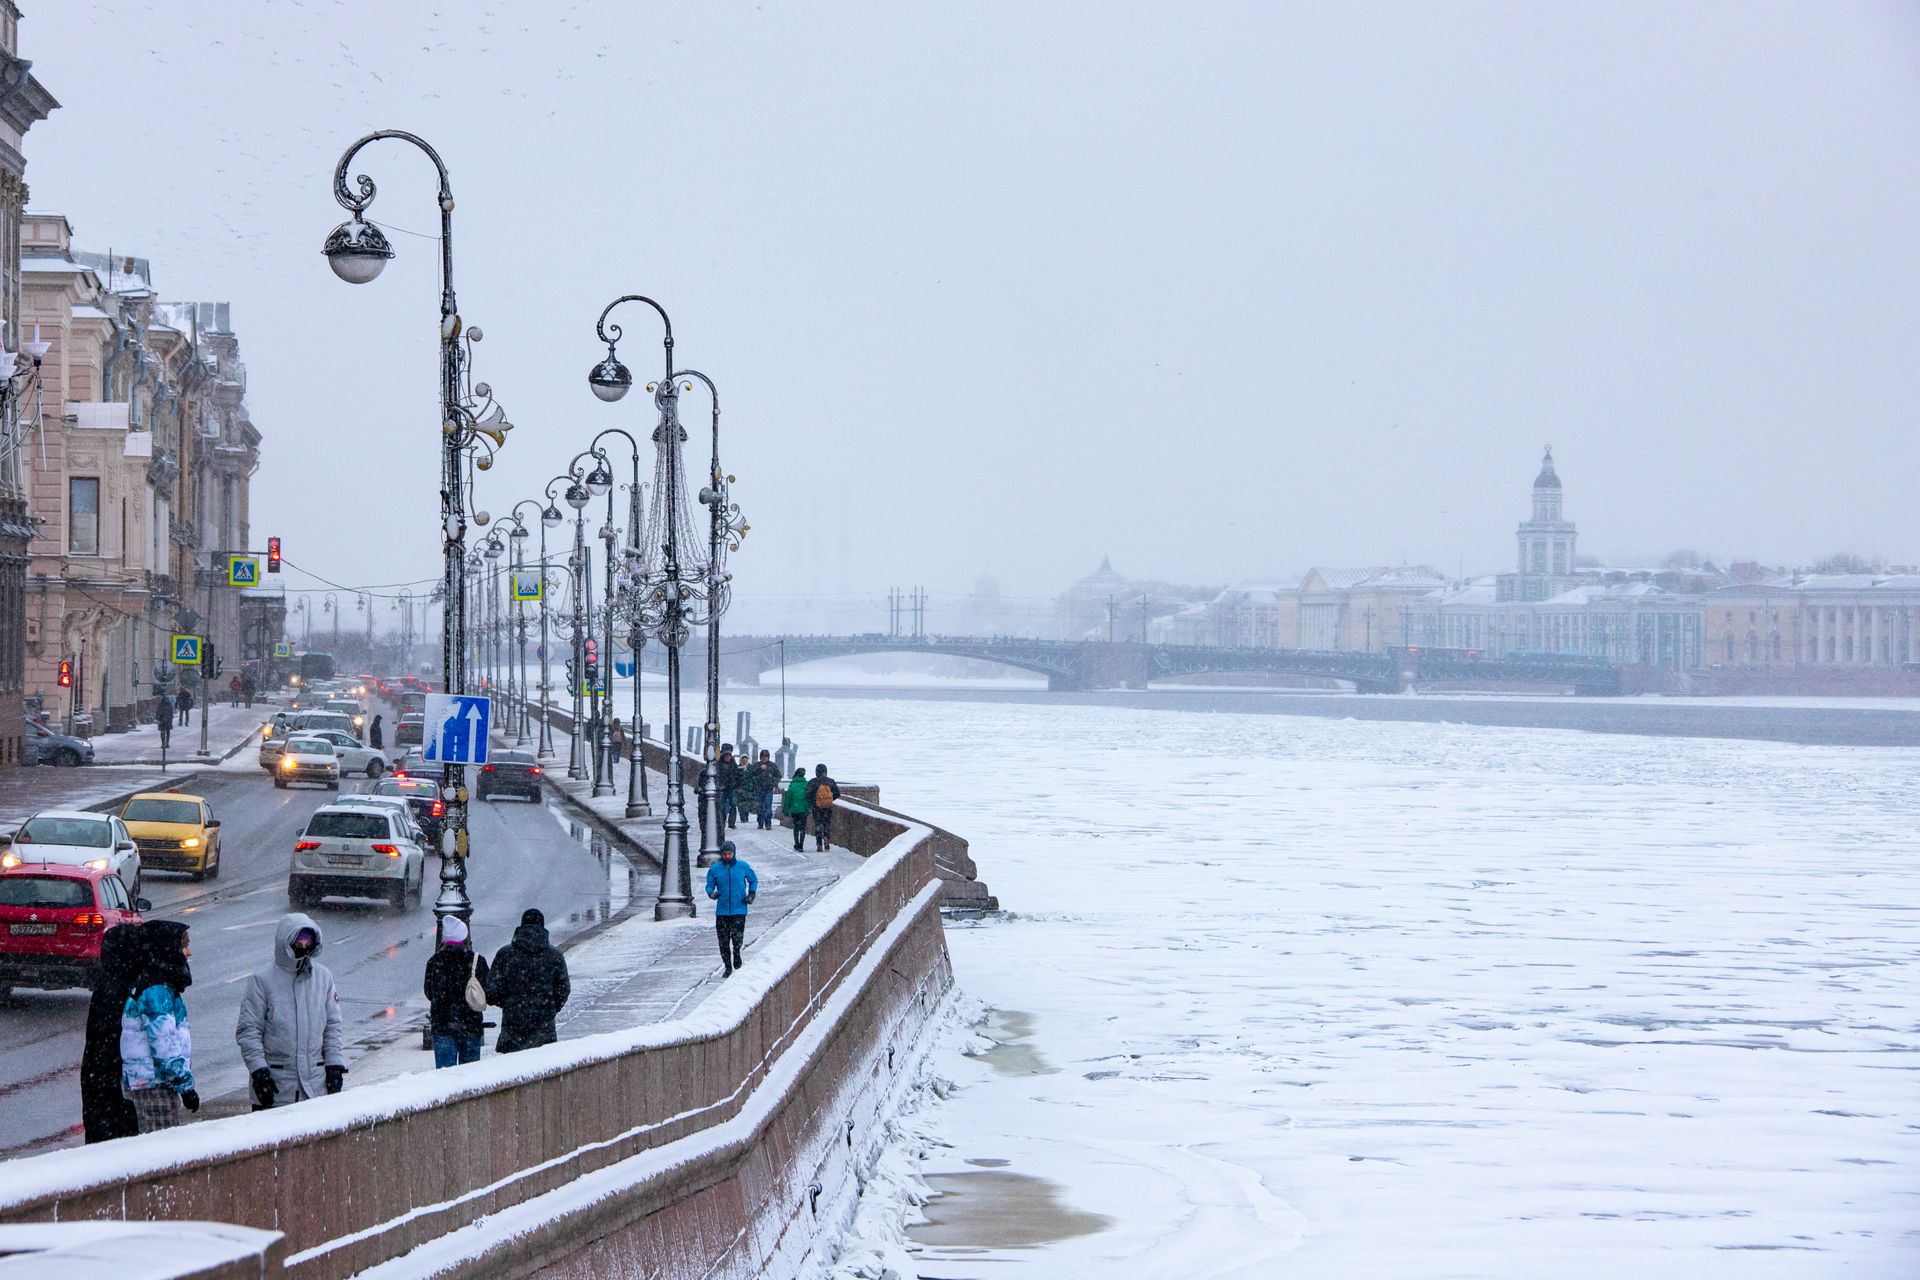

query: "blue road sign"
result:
(613, 650), (636, 678)
(170, 634), (202, 665)
(422, 693), (491, 765)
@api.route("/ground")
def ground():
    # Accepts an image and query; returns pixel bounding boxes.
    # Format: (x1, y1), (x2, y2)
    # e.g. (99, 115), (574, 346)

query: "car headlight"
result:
(0, 853), (18, 869)
(84, 858), (109, 870)
(281, 757), (296, 770)
(182, 837), (199, 848)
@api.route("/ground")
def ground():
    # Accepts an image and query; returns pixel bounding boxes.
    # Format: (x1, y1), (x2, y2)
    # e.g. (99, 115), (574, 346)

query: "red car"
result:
(0, 865), (147, 997)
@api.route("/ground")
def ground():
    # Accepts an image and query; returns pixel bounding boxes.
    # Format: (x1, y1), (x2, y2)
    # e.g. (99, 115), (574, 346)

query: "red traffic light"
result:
(267, 536), (282, 572)
(56, 660), (71, 688)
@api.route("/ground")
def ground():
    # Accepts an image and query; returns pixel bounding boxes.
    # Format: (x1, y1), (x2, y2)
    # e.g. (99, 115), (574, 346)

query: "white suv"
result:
(288, 804), (425, 911)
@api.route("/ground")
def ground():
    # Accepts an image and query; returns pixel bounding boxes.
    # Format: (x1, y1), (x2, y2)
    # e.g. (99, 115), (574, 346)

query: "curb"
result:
(95, 720), (264, 768)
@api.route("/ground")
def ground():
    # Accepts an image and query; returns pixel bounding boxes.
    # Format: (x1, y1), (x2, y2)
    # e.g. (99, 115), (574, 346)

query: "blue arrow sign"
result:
(422, 693), (491, 765)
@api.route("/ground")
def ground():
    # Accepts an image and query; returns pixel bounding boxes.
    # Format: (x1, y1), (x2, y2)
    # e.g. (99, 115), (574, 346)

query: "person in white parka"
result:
(235, 913), (346, 1106)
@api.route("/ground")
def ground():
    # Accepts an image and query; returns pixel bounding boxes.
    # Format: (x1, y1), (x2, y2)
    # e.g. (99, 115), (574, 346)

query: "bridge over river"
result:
(639, 636), (1625, 695)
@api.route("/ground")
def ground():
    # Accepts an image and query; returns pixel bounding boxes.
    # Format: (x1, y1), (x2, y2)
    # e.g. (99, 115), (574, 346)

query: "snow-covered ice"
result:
(745, 690), (1920, 1279)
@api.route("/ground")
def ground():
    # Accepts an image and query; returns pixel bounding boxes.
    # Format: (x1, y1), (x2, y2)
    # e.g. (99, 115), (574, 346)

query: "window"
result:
(68, 478), (99, 555)
(304, 811), (390, 840)
(0, 876), (93, 908)
(17, 816), (112, 847)
(121, 799), (200, 823)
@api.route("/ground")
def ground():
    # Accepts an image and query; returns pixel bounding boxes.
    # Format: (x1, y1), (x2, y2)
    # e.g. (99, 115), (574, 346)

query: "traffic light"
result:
(267, 536), (281, 572)
(202, 641), (219, 679)
(56, 660), (71, 688)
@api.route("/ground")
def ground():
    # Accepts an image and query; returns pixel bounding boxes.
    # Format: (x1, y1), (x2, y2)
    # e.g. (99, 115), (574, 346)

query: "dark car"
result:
(391, 750), (445, 784)
(373, 777), (446, 852)
(476, 750), (543, 802)
(393, 713), (425, 748)
(24, 721), (93, 767)
(0, 865), (148, 996)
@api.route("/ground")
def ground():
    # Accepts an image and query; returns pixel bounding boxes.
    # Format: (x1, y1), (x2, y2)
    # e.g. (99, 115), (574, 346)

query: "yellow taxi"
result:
(117, 791), (223, 881)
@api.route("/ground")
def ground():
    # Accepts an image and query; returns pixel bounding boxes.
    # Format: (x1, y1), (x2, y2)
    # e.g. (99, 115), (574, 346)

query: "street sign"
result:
(509, 572), (542, 602)
(535, 644), (547, 661)
(170, 634), (202, 665)
(274, 642), (292, 658)
(613, 650), (636, 678)
(422, 693), (491, 765)
(227, 555), (260, 587)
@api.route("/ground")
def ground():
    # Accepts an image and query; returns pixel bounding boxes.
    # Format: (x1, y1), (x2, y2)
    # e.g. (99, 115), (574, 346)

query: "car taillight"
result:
(431, 801), (445, 817)
(530, 766), (542, 775)
(373, 844), (400, 858)
(295, 840), (321, 852)
(394, 770), (408, 778)
(70, 912), (105, 928)
(482, 764), (494, 772)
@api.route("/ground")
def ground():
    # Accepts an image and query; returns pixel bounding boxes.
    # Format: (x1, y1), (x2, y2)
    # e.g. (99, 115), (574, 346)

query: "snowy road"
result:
(0, 765), (638, 1156)
(693, 688), (1919, 1279)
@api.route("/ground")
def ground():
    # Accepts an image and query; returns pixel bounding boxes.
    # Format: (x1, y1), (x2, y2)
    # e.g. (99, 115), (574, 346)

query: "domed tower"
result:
(1506, 446), (1579, 600)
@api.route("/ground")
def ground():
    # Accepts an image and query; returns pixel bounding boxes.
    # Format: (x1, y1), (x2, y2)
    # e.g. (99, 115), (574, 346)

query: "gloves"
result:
(180, 1088), (200, 1113)
(744, 893), (755, 905)
(325, 1064), (347, 1095)
(250, 1068), (278, 1107)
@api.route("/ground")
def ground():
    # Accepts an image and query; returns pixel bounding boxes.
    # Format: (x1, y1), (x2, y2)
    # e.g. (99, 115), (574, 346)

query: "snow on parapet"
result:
(0, 815), (938, 1211)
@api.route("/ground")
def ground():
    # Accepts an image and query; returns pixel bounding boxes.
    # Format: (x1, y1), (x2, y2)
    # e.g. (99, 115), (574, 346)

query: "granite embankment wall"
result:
(0, 808), (961, 1278)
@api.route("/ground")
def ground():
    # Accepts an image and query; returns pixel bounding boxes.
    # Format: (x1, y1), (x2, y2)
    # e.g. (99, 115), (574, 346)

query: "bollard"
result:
(774, 737), (797, 778)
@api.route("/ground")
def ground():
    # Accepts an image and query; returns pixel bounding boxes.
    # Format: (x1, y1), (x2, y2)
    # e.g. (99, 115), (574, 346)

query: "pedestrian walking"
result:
(716, 744), (741, 829)
(120, 920), (198, 1133)
(368, 714), (384, 751)
(704, 840), (757, 977)
(805, 764), (842, 852)
(174, 687), (193, 727)
(241, 673), (257, 707)
(782, 768), (810, 851)
(608, 717), (626, 761)
(155, 694), (174, 748)
(80, 923), (144, 1143)
(235, 914), (346, 1108)
(423, 917), (488, 1068)
(484, 908), (570, 1053)
(229, 675), (243, 707)
(751, 750), (779, 830)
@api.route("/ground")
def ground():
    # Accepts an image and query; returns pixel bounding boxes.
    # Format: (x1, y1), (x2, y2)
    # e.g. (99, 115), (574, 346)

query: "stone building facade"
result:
(20, 216), (264, 732)
(0, 2), (53, 760)
(1703, 575), (1920, 669)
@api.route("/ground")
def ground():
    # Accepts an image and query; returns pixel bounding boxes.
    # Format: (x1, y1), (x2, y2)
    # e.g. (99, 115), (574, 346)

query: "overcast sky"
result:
(20, 1), (1920, 628)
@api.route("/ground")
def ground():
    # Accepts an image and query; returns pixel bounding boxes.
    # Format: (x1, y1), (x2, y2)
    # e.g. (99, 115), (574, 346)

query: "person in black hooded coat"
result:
(484, 908), (570, 1053)
(79, 923), (144, 1143)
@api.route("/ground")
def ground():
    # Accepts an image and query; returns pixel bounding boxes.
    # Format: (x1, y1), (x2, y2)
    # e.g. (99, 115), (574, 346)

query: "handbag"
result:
(463, 952), (487, 1013)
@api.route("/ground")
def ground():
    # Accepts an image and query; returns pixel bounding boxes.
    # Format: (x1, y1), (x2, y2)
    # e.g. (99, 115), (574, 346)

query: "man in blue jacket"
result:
(704, 839), (757, 977)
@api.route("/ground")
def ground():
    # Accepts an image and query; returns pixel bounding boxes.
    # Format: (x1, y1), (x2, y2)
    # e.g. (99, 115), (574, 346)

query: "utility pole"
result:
(912, 586), (926, 639)
(1139, 598), (1149, 643)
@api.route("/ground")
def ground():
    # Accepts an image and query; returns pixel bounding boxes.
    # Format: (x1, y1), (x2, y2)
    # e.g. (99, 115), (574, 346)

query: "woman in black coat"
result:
(368, 714), (384, 750)
(79, 923), (144, 1143)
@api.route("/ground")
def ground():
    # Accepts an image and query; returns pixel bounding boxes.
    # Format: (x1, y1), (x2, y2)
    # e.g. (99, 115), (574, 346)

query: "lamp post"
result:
(323, 592), (339, 654)
(588, 427), (649, 817)
(323, 129), (492, 931)
(505, 503), (543, 745)
(583, 450), (617, 797)
(548, 469), (593, 780)
(586, 294), (700, 920)
(536, 497), (563, 758)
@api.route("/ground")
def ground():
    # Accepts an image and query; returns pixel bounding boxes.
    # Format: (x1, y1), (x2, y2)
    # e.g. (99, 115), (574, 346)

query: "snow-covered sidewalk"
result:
(86, 700), (273, 766)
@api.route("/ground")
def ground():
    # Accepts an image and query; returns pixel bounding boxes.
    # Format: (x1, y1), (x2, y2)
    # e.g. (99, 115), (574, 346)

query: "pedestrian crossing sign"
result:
(274, 642), (292, 658)
(227, 555), (260, 586)
(510, 572), (542, 602)
(170, 634), (202, 665)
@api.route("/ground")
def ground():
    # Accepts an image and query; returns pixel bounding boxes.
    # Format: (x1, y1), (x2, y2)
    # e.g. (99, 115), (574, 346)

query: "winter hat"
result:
(521, 908), (545, 928)
(441, 917), (469, 946)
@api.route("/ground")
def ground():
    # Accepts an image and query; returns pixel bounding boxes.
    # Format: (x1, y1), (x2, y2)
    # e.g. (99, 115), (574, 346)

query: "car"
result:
(118, 792), (223, 881)
(391, 749), (445, 784)
(294, 729), (386, 778)
(477, 750), (543, 802)
(393, 712), (425, 747)
(24, 720), (93, 767)
(0, 865), (148, 997)
(261, 712), (358, 769)
(287, 804), (426, 911)
(323, 698), (367, 733)
(331, 795), (428, 847)
(372, 777), (445, 852)
(274, 736), (341, 790)
(3, 811), (142, 899)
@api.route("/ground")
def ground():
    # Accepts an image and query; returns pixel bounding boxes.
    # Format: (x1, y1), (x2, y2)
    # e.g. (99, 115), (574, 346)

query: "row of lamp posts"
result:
(321, 132), (744, 931)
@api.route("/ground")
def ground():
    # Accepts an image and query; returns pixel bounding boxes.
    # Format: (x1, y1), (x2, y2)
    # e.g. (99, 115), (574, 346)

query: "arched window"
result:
(1746, 632), (1757, 663)
(1724, 633), (1734, 662)
(1770, 632), (1781, 662)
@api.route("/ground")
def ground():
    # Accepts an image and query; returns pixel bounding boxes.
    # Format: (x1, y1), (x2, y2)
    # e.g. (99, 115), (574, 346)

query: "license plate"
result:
(8, 922), (56, 936)
(324, 853), (367, 866)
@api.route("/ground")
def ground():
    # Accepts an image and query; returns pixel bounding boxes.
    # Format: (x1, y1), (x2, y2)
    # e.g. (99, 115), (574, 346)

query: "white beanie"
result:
(441, 917), (469, 945)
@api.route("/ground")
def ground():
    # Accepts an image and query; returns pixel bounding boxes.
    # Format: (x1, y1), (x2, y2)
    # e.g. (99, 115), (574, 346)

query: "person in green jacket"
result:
(781, 768), (809, 851)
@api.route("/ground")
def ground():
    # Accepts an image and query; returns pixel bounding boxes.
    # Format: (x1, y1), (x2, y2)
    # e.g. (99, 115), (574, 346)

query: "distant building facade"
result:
(1704, 575), (1920, 669)
(1148, 566), (1446, 653)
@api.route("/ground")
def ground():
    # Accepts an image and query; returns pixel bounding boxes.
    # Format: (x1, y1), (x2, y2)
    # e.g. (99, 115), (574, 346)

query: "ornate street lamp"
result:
(588, 427), (650, 818)
(323, 130), (514, 931)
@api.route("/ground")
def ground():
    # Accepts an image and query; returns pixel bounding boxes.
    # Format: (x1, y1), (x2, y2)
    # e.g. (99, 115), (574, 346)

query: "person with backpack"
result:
(81, 923), (144, 1143)
(751, 750), (780, 830)
(121, 920), (198, 1133)
(423, 917), (489, 1067)
(716, 744), (741, 830)
(704, 840), (757, 977)
(235, 914), (346, 1107)
(782, 768), (810, 851)
(484, 908), (571, 1053)
(804, 764), (841, 852)
(174, 687), (193, 728)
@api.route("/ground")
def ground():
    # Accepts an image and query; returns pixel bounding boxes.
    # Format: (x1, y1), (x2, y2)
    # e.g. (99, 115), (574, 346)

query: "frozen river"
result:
(629, 679), (1918, 1276)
